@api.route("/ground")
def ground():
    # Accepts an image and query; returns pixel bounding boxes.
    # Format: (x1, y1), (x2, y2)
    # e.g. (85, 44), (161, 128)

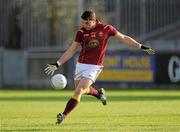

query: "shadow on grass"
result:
(1, 95), (180, 101)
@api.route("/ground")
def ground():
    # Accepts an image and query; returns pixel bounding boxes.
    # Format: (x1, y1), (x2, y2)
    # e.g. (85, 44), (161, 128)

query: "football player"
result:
(45, 10), (155, 124)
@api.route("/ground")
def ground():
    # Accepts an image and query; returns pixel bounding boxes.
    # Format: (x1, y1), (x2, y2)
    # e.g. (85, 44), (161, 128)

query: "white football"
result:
(51, 74), (67, 89)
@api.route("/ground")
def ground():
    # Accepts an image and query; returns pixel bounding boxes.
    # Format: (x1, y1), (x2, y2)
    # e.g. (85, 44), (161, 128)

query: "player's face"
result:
(82, 19), (96, 30)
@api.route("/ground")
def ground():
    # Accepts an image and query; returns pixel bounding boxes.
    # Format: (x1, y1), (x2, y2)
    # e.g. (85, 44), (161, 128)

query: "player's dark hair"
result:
(81, 10), (96, 20)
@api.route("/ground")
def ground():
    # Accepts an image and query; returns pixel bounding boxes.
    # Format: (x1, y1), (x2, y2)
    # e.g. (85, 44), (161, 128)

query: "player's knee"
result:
(74, 87), (84, 96)
(77, 83), (88, 90)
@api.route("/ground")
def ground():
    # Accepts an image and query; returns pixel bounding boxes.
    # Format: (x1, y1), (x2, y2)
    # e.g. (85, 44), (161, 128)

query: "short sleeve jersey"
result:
(75, 21), (117, 66)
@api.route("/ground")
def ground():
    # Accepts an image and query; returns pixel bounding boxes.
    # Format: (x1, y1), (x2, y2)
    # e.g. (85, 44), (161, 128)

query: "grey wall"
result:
(3, 50), (27, 86)
(0, 49), (3, 87)
(0, 49), (73, 89)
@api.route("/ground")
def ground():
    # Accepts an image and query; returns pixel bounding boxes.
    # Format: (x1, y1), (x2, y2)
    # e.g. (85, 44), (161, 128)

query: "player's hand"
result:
(44, 63), (59, 75)
(141, 45), (155, 54)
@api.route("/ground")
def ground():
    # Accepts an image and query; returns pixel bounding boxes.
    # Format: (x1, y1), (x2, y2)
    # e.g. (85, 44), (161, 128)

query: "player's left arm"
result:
(114, 32), (155, 54)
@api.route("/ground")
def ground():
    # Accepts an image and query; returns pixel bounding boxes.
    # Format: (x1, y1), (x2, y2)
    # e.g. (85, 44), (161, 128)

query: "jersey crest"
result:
(88, 40), (99, 48)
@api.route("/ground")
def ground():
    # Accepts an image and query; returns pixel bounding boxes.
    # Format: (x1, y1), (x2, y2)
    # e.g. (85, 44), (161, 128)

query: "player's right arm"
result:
(44, 41), (80, 75)
(57, 41), (80, 65)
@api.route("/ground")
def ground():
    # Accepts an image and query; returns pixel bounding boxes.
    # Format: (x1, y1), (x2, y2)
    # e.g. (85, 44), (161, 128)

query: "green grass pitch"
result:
(0, 89), (180, 132)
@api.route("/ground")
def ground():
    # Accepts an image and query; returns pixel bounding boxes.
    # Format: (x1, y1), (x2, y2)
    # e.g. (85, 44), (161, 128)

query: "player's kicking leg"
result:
(56, 97), (79, 124)
(56, 78), (92, 124)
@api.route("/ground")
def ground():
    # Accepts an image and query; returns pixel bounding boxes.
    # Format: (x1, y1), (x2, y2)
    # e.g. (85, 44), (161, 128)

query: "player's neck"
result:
(86, 23), (96, 30)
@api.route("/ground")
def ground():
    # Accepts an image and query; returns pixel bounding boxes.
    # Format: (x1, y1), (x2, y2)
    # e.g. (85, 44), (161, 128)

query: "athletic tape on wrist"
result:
(57, 61), (61, 66)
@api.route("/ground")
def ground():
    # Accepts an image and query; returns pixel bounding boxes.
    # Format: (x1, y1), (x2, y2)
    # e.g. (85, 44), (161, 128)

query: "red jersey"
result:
(75, 21), (117, 66)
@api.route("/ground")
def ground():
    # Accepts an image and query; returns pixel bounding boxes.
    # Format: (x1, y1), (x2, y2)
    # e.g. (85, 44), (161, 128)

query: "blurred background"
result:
(0, 0), (180, 89)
